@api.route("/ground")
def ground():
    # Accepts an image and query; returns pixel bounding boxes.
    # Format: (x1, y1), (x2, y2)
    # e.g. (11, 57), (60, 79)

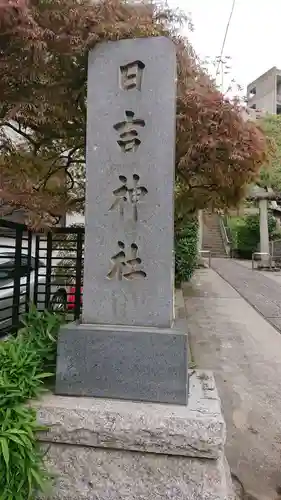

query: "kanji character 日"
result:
(120, 60), (145, 91)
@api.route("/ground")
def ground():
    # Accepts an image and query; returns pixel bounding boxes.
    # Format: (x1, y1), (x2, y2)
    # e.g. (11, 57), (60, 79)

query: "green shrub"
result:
(19, 307), (60, 375)
(0, 406), (49, 500)
(227, 215), (244, 248)
(175, 217), (198, 285)
(0, 308), (62, 499)
(235, 213), (276, 258)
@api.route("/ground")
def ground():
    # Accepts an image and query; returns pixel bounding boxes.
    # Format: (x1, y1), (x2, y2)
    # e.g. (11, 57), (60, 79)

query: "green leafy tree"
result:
(259, 115), (281, 191)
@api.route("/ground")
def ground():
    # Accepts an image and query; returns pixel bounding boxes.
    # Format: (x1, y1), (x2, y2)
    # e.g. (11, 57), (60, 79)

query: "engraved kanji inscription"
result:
(107, 241), (147, 281)
(113, 110), (145, 153)
(120, 60), (145, 91)
(109, 174), (148, 221)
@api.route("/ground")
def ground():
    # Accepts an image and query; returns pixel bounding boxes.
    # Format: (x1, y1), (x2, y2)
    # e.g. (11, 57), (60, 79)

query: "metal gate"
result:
(0, 219), (33, 336)
(0, 220), (84, 337)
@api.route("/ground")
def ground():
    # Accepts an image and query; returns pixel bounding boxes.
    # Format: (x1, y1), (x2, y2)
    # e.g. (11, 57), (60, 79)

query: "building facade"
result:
(247, 66), (281, 115)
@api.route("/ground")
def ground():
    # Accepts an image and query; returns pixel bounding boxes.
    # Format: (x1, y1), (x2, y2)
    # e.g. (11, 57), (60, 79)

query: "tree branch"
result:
(2, 121), (38, 149)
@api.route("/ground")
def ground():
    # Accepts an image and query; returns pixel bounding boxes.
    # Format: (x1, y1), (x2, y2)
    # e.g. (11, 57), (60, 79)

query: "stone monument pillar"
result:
(55, 37), (188, 405)
(259, 198), (270, 263)
(42, 37), (233, 500)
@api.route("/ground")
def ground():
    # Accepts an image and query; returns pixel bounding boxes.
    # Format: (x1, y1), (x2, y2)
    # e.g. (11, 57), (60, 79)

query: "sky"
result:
(168, 0), (281, 96)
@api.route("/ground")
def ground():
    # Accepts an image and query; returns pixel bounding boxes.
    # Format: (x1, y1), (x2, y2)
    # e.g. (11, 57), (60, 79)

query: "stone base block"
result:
(55, 322), (188, 405)
(36, 371), (233, 500)
(42, 445), (233, 500)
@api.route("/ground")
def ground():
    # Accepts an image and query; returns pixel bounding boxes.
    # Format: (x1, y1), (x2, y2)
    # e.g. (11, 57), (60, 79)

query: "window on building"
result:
(248, 87), (256, 99)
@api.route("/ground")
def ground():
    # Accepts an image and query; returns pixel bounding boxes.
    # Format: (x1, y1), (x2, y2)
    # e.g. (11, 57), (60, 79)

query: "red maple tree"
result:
(0, 0), (269, 227)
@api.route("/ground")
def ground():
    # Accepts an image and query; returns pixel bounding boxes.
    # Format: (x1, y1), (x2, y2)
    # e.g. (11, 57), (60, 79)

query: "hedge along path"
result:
(175, 216), (199, 284)
(0, 308), (62, 500)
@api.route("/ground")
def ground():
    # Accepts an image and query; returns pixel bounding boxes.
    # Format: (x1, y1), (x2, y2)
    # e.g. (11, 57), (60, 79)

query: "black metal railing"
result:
(0, 220), (84, 338)
(33, 226), (84, 321)
(0, 220), (33, 337)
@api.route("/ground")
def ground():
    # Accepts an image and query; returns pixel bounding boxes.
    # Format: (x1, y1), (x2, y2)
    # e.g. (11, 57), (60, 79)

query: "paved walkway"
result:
(211, 258), (281, 332)
(238, 259), (281, 287)
(183, 268), (281, 500)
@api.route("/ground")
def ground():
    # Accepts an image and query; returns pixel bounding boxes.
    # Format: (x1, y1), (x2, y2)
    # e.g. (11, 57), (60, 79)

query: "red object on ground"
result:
(67, 286), (83, 310)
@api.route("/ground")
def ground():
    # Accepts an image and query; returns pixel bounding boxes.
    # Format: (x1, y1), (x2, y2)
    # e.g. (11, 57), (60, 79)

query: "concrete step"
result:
(203, 242), (225, 247)
(203, 240), (224, 245)
(203, 245), (226, 250)
(206, 248), (226, 252)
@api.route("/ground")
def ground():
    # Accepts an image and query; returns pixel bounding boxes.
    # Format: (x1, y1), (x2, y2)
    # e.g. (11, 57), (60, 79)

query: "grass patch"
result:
(0, 307), (63, 499)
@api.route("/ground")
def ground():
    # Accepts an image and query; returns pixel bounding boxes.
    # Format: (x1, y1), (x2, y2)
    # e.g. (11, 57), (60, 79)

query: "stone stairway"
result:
(202, 212), (227, 258)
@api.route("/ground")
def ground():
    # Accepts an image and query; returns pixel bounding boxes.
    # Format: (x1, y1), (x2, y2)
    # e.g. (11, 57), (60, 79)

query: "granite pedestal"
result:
(37, 371), (234, 500)
(55, 321), (188, 404)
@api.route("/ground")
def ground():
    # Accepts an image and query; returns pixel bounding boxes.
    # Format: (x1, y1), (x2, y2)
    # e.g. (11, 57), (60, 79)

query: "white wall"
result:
(66, 213), (85, 226)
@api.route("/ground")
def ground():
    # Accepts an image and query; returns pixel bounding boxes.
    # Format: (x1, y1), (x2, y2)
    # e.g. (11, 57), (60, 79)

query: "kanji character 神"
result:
(109, 174), (148, 221)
